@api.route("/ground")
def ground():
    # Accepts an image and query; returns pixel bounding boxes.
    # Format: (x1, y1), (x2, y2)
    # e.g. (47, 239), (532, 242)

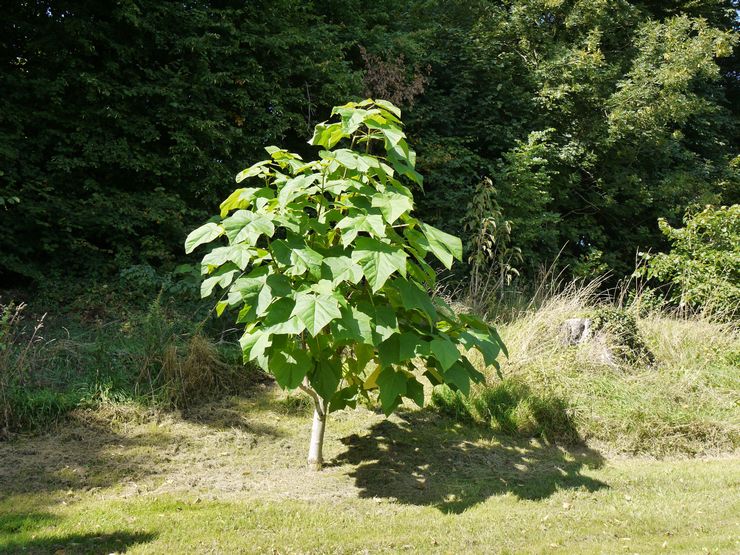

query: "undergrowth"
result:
(453, 279), (739, 456)
(3, 275), (738, 458)
(0, 294), (254, 437)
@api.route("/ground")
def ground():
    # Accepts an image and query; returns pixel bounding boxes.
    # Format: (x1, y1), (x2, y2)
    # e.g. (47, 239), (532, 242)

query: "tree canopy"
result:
(1, 0), (737, 284)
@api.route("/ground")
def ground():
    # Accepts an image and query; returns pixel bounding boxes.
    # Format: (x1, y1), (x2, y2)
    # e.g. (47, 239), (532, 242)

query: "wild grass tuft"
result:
(431, 379), (579, 443)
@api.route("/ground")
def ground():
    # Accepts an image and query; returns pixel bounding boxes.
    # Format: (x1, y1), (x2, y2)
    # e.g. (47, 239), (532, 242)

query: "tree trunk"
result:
(307, 398), (327, 471)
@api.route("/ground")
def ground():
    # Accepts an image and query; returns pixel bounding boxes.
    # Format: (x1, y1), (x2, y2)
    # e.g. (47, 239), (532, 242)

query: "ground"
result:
(1, 386), (738, 554)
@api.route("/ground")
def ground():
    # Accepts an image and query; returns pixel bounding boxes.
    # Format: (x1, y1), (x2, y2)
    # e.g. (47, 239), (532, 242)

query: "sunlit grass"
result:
(0, 389), (738, 554)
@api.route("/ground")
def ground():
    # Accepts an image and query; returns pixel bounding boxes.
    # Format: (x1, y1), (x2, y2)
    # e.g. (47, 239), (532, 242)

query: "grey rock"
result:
(561, 318), (592, 345)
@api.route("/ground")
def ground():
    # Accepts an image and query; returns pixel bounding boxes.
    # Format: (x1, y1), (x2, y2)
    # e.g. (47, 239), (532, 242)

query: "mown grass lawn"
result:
(1, 390), (738, 554)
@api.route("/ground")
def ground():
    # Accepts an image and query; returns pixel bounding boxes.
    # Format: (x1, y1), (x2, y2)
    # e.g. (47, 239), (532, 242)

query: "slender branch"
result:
(299, 376), (324, 417)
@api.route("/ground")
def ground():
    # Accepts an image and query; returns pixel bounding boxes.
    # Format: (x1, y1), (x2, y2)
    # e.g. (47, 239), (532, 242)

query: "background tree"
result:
(637, 205), (740, 316)
(0, 0), (358, 283)
(2, 0), (737, 290)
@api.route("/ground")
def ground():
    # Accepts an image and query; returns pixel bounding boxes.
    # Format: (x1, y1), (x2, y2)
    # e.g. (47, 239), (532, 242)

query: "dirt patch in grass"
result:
(1, 386), (608, 511)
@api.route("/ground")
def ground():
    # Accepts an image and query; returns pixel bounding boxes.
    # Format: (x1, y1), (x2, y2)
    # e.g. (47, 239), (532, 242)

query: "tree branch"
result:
(299, 377), (324, 417)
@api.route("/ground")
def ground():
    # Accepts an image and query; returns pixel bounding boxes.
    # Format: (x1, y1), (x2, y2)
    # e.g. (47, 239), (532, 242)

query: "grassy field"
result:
(2, 284), (738, 553)
(1, 389), (739, 554)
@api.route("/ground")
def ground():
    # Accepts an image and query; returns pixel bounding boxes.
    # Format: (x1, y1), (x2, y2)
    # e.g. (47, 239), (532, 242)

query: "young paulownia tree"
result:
(185, 99), (505, 469)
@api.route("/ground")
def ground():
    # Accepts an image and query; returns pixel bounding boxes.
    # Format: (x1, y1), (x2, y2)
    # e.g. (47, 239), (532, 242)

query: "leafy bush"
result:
(591, 307), (653, 365)
(638, 205), (739, 316)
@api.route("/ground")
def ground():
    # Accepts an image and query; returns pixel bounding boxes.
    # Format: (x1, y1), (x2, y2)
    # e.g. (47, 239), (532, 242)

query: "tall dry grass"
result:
(449, 275), (739, 456)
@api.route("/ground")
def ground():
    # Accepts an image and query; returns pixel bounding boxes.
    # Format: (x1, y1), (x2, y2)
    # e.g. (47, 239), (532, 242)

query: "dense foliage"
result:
(638, 205), (740, 315)
(1, 0), (738, 287)
(187, 100), (505, 465)
(1, 1), (358, 281)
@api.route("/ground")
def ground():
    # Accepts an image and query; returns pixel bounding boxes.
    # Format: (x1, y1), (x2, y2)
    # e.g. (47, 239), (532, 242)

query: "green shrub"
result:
(186, 98), (505, 469)
(591, 307), (654, 364)
(638, 205), (739, 317)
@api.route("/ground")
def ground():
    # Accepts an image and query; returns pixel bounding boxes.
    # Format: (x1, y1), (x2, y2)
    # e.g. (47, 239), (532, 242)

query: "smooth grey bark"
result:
(306, 402), (327, 470)
(301, 378), (327, 470)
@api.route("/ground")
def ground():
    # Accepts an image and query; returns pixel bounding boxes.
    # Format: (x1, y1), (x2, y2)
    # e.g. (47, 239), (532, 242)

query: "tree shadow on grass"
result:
(332, 409), (607, 514)
(1, 531), (156, 554)
(0, 510), (156, 553)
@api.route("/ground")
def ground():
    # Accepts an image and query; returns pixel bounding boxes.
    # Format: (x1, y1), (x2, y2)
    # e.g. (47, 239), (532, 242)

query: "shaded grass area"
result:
(1, 296), (257, 436)
(0, 389), (738, 553)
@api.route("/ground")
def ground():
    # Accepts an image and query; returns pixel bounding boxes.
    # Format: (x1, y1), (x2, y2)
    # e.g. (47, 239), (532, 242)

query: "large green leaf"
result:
(406, 377), (424, 407)
(235, 160), (271, 183)
(272, 236), (323, 279)
(459, 314), (508, 357)
(366, 119), (405, 147)
(222, 210), (275, 245)
(277, 173), (320, 207)
(185, 222), (223, 254)
(378, 332), (429, 366)
(309, 122), (346, 149)
(429, 336), (460, 370)
(351, 237), (407, 292)
(373, 304), (399, 345)
(390, 278), (437, 322)
(333, 105), (370, 135)
(443, 361), (471, 396)
(239, 328), (271, 363)
(201, 244), (253, 271)
(420, 223), (462, 269)
(460, 330), (501, 367)
(376, 367), (408, 415)
(230, 266), (269, 301)
(201, 266), (239, 298)
(330, 305), (374, 345)
(329, 385), (359, 413)
(254, 273), (293, 316)
(219, 187), (263, 217)
(321, 256), (363, 286)
(373, 99), (402, 118)
(269, 345), (312, 389)
(291, 291), (342, 336)
(261, 295), (296, 325)
(323, 178), (363, 195)
(388, 152), (423, 186)
(309, 357), (342, 401)
(336, 214), (386, 245)
(403, 227), (430, 257)
(330, 149), (380, 172)
(371, 191), (413, 224)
